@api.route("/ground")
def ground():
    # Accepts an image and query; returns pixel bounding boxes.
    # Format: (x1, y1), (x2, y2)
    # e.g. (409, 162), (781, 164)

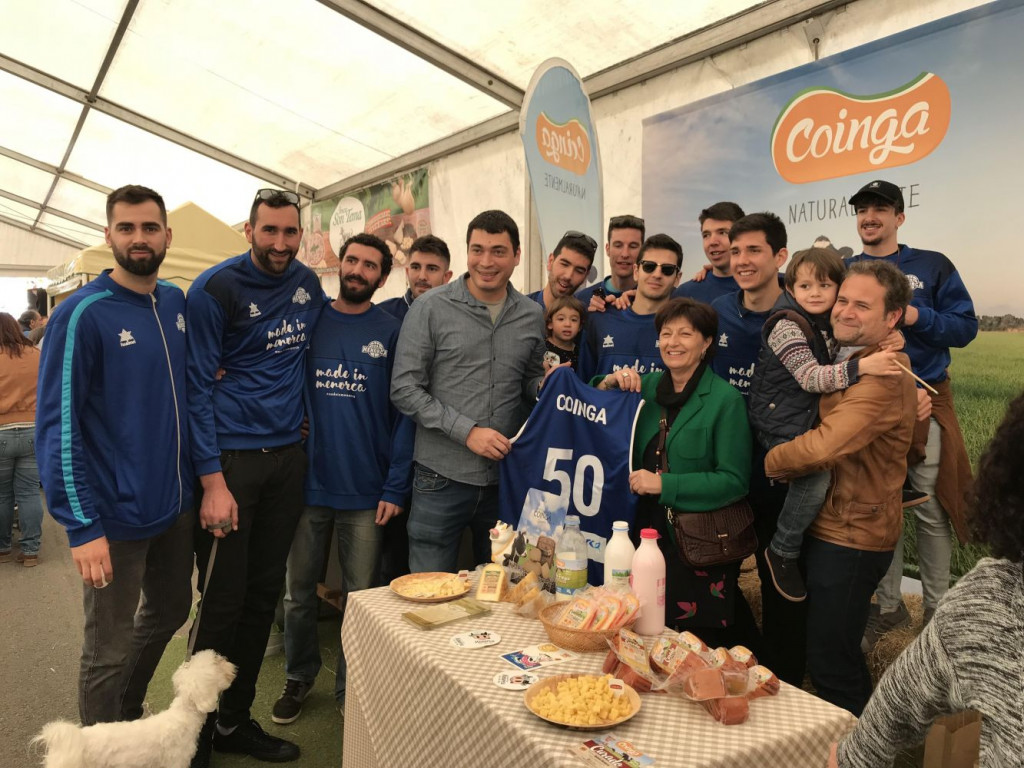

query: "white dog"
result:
(32, 650), (236, 768)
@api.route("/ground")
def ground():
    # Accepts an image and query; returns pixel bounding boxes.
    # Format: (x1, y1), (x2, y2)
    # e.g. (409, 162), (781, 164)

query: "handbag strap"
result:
(657, 409), (680, 547)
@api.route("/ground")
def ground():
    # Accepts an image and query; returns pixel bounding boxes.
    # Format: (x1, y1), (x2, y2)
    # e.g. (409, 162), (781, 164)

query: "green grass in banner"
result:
(902, 332), (1024, 580)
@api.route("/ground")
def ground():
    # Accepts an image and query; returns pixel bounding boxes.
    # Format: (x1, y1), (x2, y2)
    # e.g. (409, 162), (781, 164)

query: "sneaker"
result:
(764, 547), (806, 602)
(214, 718), (299, 762)
(0, 550), (11, 564)
(16, 552), (38, 567)
(862, 601), (911, 652)
(902, 477), (930, 509)
(272, 679), (313, 725)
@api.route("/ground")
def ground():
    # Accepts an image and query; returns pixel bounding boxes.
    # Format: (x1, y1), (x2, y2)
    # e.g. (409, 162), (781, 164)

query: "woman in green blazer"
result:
(597, 298), (757, 648)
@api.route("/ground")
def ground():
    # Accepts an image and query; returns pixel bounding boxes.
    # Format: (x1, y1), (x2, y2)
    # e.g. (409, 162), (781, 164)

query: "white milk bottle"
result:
(554, 515), (589, 601)
(630, 528), (666, 635)
(603, 520), (635, 591)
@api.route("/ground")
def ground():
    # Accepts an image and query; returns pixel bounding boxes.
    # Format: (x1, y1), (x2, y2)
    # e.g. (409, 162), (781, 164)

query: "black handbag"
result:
(655, 411), (757, 568)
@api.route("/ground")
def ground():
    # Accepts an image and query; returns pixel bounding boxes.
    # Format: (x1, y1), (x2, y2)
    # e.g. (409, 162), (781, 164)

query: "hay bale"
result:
(866, 593), (925, 683)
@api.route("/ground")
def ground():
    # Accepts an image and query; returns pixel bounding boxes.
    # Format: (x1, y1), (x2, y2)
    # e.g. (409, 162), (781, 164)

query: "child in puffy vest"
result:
(749, 248), (903, 602)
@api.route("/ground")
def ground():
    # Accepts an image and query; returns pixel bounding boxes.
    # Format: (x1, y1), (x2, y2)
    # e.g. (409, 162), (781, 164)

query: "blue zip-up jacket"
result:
(36, 271), (193, 547)
(577, 307), (663, 383)
(186, 252), (325, 476)
(846, 245), (977, 383)
(304, 304), (413, 509)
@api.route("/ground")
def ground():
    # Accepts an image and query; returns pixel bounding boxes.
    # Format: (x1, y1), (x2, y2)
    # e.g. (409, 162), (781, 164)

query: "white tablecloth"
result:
(342, 586), (856, 768)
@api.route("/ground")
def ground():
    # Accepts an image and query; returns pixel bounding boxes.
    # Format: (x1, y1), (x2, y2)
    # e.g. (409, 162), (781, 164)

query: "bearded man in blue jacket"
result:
(37, 184), (195, 726)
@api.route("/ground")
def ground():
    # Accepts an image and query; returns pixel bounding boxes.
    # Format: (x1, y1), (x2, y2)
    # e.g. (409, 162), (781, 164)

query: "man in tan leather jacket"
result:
(765, 259), (917, 717)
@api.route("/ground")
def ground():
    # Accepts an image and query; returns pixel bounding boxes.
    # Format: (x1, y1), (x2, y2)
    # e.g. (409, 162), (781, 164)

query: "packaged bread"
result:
(728, 645), (757, 669)
(506, 571), (538, 604)
(701, 695), (750, 725)
(679, 631), (708, 654)
(746, 665), (781, 700)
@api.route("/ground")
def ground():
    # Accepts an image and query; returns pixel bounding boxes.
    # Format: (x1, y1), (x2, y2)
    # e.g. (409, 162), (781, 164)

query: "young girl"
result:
(749, 248), (902, 602)
(543, 296), (585, 372)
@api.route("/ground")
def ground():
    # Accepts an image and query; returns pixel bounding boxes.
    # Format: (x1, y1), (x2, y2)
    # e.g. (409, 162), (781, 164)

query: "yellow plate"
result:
(389, 572), (471, 603)
(524, 674), (641, 730)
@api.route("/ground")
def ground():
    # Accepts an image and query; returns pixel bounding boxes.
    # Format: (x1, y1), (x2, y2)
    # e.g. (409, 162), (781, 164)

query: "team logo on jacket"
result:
(176, 313), (186, 333)
(292, 287), (311, 305)
(602, 334), (614, 349)
(906, 274), (924, 291)
(119, 329), (136, 347)
(249, 302), (261, 318)
(718, 333), (729, 348)
(362, 340), (388, 359)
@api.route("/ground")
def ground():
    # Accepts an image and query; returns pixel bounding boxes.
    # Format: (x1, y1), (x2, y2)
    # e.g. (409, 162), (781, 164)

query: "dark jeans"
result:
(805, 536), (893, 716)
(190, 444), (305, 728)
(750, 450), (808, 687)
(770, 469), (830, 559)
(80, 509), (194, 724)
(406, 464), (497, 574)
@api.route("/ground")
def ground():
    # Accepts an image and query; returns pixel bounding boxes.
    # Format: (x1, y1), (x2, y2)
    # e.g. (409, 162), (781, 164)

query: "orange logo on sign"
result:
(536, 113), (592, 176)
(771, 73), (951, 184)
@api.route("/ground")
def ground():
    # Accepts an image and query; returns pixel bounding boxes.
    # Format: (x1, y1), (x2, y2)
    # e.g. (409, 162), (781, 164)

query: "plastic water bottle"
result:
(603, 521), (635, 591)
(630, 528), (666, 635)
(554, 515), (589, 601)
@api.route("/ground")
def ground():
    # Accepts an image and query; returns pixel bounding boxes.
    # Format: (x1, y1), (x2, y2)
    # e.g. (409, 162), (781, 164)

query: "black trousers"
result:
(191, 444), (305, 727)
(805, 537), (893, 716)
(749, 448), (809, 687)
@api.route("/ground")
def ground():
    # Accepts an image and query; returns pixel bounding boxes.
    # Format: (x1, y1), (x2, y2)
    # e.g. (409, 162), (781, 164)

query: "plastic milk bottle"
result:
(603, 520), (635, 591)
(630, 528), (666, 635)
(554, 515), (588, 601)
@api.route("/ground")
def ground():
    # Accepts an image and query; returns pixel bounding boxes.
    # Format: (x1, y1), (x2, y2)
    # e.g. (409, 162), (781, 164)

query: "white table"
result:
(342, 586), (856, 768)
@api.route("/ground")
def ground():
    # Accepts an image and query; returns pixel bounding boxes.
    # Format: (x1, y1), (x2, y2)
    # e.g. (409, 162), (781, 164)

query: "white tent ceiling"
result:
(0, 0), (845, 256)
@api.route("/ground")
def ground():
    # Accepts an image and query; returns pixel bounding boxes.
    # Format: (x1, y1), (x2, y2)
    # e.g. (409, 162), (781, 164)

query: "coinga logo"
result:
(771, 72), (951, 184)
(536, 113), (591, 176)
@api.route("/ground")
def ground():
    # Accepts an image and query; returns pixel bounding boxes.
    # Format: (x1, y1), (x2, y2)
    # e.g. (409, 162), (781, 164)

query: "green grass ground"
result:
(901, 332), (1024, 579)
(146, 619), (344, 767)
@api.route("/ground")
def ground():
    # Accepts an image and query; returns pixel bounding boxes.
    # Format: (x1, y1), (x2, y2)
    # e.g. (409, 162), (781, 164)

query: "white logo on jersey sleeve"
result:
(119, 329), (136, 347)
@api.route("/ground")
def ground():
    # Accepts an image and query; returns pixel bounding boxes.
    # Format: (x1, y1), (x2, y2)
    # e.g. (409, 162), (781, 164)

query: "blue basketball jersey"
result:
(498, 367), (643, 586)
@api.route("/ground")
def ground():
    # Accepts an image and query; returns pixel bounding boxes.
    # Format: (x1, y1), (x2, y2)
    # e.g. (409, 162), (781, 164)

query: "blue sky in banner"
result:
(643, 0), (1023, 315)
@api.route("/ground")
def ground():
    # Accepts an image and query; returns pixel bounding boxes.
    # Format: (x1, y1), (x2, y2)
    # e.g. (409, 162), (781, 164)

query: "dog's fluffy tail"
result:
(31, 721), (82, 768)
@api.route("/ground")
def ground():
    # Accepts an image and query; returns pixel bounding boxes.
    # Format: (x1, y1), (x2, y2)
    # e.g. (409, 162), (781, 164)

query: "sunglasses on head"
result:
(562, 230), (598, 250)
(638, 260), (679, 276)
(254, 189), (300, 205)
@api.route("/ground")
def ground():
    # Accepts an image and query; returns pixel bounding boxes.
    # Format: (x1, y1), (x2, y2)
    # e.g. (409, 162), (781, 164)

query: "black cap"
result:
(849, 180), (904, 210)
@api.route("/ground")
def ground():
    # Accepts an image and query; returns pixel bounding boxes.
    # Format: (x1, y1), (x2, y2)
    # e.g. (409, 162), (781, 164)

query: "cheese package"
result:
(728, 645), (757, 668)
(475, 564), (507, 602)
(649, 637), (682, 676)
(557, 596), (598, 629)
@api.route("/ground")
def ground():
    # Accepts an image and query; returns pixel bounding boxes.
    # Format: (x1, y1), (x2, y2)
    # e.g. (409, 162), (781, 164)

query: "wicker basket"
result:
(538, 602), (632, 653)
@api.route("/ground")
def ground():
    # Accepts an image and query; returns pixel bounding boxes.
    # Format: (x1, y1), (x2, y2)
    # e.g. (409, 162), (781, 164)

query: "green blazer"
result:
(633, 367), (752, 512)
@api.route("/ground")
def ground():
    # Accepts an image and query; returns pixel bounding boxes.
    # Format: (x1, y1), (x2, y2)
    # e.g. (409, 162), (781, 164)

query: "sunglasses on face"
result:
(562, 230), (598, 250)
(638, 260), (679, 276)
(254, 189), (300, 205)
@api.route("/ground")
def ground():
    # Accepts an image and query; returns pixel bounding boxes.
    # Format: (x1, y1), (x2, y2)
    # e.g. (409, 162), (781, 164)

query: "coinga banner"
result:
(520, 58), (603, 276)
(298, 168), (431, 277)
(642, 0), (1022, 315)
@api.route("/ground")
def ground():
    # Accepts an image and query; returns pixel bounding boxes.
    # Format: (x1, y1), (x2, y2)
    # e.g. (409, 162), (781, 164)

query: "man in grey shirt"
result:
(391, 209), (546, 572)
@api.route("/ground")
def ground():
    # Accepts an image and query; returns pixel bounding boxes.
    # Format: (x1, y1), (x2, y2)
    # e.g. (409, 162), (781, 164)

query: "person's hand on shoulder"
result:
(858, 349), (901, 377)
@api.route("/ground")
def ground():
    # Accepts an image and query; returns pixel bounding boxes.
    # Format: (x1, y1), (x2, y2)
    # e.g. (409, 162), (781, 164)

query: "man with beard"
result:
(273, 233), (412, 724)
(846, 180), (977, 647)
(186, 189), (324, 765)
(36, 185), (195, 725)
(526, 230), (598, 310)
(377, 234), (452, 321)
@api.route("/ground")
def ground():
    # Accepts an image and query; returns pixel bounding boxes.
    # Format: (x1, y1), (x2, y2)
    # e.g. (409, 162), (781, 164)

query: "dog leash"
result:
(186, 519), (233, 660)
